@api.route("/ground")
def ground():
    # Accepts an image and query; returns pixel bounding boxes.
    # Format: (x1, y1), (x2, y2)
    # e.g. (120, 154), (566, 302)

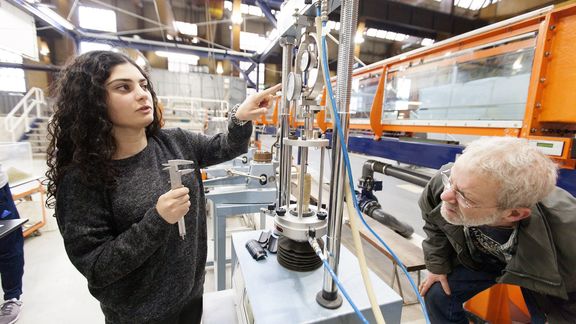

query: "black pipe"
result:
(362, 160), (431, 188)
(371, 208), (414, 238)
(356, 160), (431, 238)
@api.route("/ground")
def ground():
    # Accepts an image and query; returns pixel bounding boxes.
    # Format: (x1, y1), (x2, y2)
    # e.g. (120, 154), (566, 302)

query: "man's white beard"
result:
(440, 202), (502, 227)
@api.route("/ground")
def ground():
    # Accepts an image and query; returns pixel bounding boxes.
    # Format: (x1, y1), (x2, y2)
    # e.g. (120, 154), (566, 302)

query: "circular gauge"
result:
(287, 72), (302, 101)
(306, 68), (319, 88)
(300, 51), (311, 72)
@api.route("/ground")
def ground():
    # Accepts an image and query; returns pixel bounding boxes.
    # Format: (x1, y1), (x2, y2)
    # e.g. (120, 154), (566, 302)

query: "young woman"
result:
(45, 51), (280, 323)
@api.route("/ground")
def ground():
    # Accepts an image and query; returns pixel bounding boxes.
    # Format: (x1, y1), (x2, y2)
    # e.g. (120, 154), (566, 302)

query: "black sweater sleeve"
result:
(55, 169), (171, 289)
(174, 119), (252, 168)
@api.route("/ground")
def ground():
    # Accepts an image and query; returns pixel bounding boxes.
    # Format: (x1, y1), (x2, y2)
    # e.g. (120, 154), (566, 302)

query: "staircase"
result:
(24, 116), (51, 159)
(4, 87), (52, 159)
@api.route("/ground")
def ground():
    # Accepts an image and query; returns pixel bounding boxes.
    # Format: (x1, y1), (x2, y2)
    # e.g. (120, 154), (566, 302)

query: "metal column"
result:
(277, 36), (296, 208)
(321, 0), (359, 304)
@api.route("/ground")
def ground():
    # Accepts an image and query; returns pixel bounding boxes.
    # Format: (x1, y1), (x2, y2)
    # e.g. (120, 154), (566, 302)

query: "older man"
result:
(418, 137), (576, 323)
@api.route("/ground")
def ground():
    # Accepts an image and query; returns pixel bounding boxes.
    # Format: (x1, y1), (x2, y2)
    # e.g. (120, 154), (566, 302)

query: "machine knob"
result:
(276, 208), (286, 216)
(267, 203), (276, 211)
(316, 211), (327, 220)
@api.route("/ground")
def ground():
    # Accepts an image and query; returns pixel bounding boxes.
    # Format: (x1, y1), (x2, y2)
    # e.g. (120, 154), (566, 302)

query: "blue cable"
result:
(319, 22), (431, 323)
(320, 257), (369, 324)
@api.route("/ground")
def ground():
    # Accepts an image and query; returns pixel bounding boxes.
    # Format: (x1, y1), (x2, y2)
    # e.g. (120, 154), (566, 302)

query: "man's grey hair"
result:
(457, 137), (558, 209)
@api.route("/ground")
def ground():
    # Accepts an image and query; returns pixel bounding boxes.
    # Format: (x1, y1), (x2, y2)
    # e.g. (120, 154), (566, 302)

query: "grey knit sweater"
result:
(55, 121), (252, 323)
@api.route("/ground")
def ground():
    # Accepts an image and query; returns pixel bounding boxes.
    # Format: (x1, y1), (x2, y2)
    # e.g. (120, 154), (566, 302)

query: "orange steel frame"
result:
(254, 3), (576, 168)
(12, 180), (47, 238)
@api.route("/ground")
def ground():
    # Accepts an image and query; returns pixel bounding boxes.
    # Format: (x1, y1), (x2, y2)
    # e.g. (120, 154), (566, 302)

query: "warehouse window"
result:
(78, 6), (117, 32)
(0, 49), (26, 92)
(156, 51), (200, 73)
(240, 31), (267, 53)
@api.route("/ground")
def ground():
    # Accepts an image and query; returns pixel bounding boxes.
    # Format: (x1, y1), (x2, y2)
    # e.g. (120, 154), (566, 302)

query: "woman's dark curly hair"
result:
(45, 51), (162, 208)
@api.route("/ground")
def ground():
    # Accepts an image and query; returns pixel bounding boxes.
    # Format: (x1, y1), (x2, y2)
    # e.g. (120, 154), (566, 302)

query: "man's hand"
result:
(419, 272), (451, 297)
(235, 83), (282, 121)
(156, 187), (191, 224)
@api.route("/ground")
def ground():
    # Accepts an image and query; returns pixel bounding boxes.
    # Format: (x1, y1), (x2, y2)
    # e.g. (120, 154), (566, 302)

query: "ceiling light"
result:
(39, 44), (50, 56)
(216, 61), (224, 75)
(135, 56), (147, 68)
(366, 28), (377, 38)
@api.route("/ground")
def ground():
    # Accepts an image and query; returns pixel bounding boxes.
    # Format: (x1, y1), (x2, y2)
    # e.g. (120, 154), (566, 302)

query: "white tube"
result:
(345, 175), (386, 324)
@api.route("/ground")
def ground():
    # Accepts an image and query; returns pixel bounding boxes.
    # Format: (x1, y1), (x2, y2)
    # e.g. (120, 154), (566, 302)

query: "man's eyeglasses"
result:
(440, 169), (498, 209)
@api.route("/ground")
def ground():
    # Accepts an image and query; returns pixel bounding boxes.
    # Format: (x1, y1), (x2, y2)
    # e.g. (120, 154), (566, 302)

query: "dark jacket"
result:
(419, 167), (576, 322)
(56, 122), (252, 323)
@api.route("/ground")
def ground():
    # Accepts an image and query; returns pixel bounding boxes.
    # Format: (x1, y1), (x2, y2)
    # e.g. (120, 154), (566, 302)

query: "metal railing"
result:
(158, 96), (229, 133)
(4, 87), (47, 142)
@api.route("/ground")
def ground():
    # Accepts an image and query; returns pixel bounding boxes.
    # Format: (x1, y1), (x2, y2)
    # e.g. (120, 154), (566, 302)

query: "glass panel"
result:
(350, 73), (380, 120)
(382, 35), (536, 123)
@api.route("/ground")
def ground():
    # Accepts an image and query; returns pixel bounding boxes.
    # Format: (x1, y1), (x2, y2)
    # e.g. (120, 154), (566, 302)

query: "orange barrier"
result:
(465, 284), (531, 324)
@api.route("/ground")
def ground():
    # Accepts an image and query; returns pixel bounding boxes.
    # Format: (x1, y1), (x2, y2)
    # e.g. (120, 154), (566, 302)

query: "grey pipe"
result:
(277, 37), (296, 208)
(321, 0), (359, 302)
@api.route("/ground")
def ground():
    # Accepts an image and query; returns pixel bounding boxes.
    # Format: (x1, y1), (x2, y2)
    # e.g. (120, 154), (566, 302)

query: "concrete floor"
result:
(5, 140), (430, 323)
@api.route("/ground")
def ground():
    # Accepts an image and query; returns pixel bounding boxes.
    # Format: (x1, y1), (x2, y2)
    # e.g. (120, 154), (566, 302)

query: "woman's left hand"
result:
(235, 84), (282, 121)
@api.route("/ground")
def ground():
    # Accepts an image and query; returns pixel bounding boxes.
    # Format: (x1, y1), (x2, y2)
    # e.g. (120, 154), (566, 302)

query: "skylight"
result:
(78, 6), (117, 32)
(433, 0), (500, 11)
(365, 28), (409, 42)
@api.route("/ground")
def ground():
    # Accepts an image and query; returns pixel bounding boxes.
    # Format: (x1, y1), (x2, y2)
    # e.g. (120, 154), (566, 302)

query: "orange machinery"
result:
(314, 3), (576, 169)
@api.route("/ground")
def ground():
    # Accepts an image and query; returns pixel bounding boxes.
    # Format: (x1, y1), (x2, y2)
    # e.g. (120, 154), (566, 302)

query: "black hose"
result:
(368, 207), (414, 238)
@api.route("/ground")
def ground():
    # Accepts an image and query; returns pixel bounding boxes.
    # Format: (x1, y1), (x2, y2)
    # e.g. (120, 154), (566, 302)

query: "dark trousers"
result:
(424, 266), (545, 324)
(0, 183), (25, 301)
